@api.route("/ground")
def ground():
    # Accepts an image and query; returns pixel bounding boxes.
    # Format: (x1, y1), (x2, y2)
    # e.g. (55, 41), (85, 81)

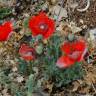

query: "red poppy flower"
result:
(56, 39), (87, 68)
(19, 44), (35, 61)
(29, 12), (55, 39)
(0, 21), (13, 41)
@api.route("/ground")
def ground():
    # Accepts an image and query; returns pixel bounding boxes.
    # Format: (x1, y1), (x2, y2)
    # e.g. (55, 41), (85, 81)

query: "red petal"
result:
(38, 12), (47, 17)
(61, 42), (72, 54)
(73, 40), (86, 51)
(68, 51), (83, 62)
(19, 44), (35, 61)
(43, 18), (55, 39)
(71, 40), (87, 61)
(56, 56), (75, 68)
(22, 55), (34, 61)
(0, 21), (13, 41)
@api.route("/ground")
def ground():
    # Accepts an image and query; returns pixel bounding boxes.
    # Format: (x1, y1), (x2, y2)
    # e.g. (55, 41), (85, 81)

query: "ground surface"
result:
(0, 0), (96, 96)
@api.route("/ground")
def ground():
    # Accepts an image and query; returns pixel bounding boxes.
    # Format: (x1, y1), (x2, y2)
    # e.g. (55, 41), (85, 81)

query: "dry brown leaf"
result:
(52, 5), (68, 21)
(84, 72), (96, 85)
(43, 81), (54, 94)
(0, 0), (16, 7)
(56, 23), (72, 37)
(72, 81), (80, 92)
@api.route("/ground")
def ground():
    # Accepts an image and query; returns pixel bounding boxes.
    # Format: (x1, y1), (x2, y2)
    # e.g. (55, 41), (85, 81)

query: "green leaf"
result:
(26, 74), (36, 96)
(23, 18), (30, 28)
(0, 8), (12, 19)
(15, 92), (23, 96)
(18, 59), (27, 74)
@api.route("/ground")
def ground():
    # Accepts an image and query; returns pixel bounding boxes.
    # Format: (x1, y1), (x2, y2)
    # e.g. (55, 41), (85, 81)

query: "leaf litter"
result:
(0, 0), (96, 96)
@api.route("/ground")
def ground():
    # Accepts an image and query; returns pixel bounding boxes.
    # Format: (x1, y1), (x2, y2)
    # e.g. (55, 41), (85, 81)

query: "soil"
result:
(0, 0), (96, 96)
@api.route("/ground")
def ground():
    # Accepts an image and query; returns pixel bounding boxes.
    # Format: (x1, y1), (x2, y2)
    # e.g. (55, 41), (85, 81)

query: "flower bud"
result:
(35, 44), (43, 54)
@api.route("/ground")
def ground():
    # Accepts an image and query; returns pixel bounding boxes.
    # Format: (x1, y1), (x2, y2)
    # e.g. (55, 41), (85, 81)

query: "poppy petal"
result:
(68, 51), (82, 61)
(74, 40), (86, 51)
(61, 41), (72, 54)
(0, 21), (13, 41)
(19, 44), (35, 61)
(56, 56), (75, 68)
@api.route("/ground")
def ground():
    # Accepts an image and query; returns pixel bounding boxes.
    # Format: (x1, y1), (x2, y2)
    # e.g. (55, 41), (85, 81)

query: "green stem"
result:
(29, 61), (33, 74)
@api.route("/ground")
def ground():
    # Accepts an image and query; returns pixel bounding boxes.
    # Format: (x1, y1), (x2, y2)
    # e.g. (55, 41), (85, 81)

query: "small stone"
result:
(79, 19), (84, 24)
(23, 13), (29, 17)
(43, 39), (48, 44)
(12, 67), (18, 72)
(16, 76), (24, 83)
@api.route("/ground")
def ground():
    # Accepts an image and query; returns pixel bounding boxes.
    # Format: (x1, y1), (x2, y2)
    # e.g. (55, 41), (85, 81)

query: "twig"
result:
(92, 83), (96, 93)
(77, 0), (90, 12)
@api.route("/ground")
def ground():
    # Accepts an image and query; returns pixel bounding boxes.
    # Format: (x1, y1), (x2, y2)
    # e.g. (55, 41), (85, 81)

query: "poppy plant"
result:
(29, 12), (55, 39)
(0, 21), (13, 41)
(19, 44), (35, 61)
(56, 39), (87, 68)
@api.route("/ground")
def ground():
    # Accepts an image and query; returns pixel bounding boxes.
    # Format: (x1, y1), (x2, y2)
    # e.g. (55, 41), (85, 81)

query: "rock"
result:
(88, 28), (96, 48)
